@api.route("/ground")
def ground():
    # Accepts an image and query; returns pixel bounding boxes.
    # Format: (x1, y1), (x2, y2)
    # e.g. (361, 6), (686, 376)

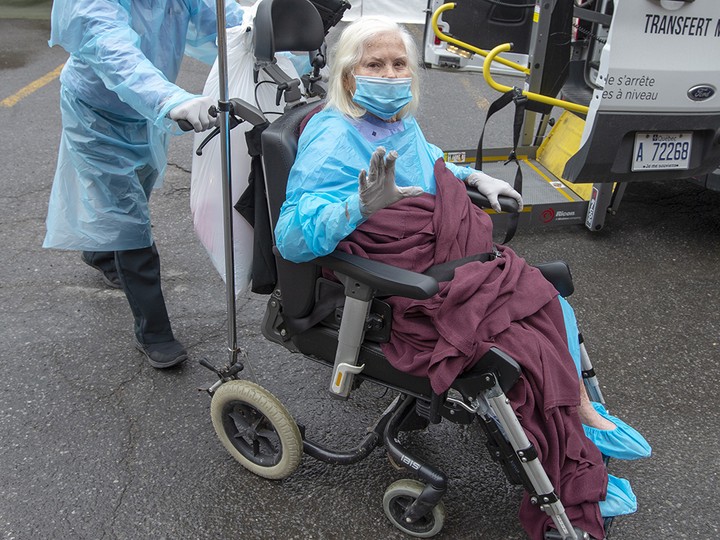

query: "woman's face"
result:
(344, 30), (411, 94)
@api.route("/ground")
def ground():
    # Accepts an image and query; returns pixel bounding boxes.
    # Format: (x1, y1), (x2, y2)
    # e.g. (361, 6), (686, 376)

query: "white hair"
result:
(326, 16), (420, 119)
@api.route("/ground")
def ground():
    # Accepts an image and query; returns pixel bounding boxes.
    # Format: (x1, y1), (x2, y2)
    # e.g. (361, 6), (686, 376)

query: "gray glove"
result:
(359, 147), (424, 217)
(168, 96), (218, 132)
(465, 171), (523, 212)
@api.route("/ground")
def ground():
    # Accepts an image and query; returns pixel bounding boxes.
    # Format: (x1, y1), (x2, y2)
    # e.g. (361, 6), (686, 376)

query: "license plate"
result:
(632, 132), (692, 171)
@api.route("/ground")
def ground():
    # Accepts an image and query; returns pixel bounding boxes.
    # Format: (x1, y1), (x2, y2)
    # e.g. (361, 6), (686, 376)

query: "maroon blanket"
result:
(336, 159), (607, 540)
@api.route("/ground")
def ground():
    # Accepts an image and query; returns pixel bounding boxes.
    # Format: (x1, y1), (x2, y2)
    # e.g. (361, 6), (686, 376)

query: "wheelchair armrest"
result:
(466, 184), (520, 213)
(532, 260), (574, 298)
(318, 250), (439, 300)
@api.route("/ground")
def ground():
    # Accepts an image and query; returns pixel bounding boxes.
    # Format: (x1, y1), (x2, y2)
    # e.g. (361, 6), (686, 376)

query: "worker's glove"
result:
(168, 96), (218, 132)
(465, 171), (523, 212)
(359, 147), (424, 217)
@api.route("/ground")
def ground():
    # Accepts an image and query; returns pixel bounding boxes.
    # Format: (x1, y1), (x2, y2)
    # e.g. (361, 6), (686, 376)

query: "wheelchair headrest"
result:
(253, 0), (326, 65)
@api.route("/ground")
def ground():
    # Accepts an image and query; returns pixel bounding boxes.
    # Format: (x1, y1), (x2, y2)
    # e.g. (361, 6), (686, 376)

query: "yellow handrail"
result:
(430, 3), (529, 75)
(483, 43), (590, 115)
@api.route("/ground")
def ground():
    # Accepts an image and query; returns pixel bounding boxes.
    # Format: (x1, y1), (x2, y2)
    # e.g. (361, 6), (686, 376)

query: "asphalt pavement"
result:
(1, 7), (719, 540)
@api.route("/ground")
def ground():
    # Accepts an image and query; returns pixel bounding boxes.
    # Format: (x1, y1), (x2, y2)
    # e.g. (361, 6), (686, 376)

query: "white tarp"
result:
(342, 0), (427, 24)
(237, 0), (428, 24)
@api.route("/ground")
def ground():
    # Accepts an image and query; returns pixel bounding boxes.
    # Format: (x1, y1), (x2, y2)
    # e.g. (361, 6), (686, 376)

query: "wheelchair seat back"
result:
(261, 102), (323, 320)
(253, 0), (325, 65)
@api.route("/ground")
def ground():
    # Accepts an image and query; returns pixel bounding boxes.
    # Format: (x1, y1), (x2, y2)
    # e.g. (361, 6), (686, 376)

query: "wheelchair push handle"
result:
(177, 119), (194, 131)
(176, 105), (219, 132)
(177, 99), (270, 156)
(176, 99), (269, 132)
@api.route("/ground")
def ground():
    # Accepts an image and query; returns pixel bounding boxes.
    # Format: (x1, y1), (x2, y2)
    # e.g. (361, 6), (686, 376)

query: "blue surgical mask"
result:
(351, 75), (413, 120)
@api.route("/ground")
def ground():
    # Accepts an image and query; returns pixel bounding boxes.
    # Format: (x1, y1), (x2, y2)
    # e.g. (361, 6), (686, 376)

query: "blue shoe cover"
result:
(599, 475), (637, 517)
(583, 402), (652, 460)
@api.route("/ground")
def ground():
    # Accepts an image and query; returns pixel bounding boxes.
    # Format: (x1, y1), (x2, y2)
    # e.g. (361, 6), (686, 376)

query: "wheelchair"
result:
(202, 1), (612, 538)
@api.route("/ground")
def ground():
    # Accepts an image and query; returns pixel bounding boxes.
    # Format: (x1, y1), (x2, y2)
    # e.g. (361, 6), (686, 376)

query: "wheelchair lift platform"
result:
(428, 0), (720, 232)
(444, 108), (612, 230)
(444, 128), (598, 230)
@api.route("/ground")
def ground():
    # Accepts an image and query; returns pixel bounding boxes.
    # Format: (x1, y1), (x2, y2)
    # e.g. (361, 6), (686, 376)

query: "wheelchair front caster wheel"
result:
(382, 479), (446, 538)
(210, 380), (302, 480)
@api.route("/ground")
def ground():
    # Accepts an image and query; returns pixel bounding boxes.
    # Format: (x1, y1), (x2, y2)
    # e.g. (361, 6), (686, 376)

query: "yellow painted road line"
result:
(460, 78), (490, 111)
(1, 63), (64, 108)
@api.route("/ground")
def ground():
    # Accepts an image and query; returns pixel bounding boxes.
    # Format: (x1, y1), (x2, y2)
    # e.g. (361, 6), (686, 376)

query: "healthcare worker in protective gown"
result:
(44, 0), (245, 368)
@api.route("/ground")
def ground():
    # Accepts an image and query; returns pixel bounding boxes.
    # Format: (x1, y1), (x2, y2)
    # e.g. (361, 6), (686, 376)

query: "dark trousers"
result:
(82, 244), (174, 344)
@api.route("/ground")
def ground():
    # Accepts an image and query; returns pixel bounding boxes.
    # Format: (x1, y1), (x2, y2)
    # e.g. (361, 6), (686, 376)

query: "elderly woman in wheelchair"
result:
(267, 15), (651, 540)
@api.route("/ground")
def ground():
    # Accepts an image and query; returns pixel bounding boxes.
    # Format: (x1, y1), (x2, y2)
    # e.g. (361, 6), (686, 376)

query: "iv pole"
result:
(214, 0), (240, 367)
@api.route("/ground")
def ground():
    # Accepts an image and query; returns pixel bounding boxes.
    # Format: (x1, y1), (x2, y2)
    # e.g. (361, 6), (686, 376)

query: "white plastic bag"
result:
(190, 17), (300, 295)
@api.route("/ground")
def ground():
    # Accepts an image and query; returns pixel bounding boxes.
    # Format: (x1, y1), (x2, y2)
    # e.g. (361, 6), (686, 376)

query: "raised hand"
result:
(358, 147), (424, 217)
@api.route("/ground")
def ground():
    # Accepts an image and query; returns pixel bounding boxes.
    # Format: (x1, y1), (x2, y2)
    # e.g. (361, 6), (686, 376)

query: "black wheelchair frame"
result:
(201, 1), (611, 538)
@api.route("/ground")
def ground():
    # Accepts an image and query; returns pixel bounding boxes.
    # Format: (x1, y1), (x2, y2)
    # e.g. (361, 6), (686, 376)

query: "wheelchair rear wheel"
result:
(210, 380), (302, 480)
(382, 479), (446, 538)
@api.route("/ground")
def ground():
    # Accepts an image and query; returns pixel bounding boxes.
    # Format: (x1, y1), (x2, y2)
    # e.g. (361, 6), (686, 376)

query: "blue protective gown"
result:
(274, 108), (474, 263)
(44, 0), (245, 251)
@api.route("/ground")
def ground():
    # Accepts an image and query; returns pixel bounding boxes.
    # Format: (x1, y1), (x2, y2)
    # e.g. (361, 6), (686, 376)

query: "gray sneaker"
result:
(135, 339), (188, 368)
